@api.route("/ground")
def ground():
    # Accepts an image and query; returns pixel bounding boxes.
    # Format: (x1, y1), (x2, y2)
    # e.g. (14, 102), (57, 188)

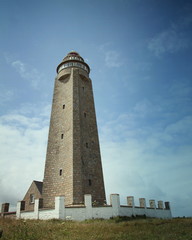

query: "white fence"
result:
(16, 194), (172, 221)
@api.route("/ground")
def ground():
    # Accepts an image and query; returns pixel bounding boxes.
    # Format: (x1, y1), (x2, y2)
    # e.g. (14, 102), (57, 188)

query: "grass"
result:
(0, 217), (192, 240)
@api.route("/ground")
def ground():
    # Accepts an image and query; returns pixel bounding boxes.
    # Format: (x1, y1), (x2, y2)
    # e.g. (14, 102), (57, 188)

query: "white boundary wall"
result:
(16, 194), (172, 221)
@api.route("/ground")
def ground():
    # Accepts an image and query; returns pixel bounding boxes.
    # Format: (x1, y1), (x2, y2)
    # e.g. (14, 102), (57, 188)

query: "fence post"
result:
(34, 199), (40, 219)
(55, 196), (65, 219)
(158, 201), (164, 209)
(149, 200), (156, 209)
(84, 194), (92, 219)
(111, 194), (120, 217)
(16, 202), (21, 219)
(127, 196), (135, 216)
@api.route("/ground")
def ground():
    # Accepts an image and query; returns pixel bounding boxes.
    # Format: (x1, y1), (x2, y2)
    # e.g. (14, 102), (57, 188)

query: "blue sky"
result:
(0, 0), (192, 217)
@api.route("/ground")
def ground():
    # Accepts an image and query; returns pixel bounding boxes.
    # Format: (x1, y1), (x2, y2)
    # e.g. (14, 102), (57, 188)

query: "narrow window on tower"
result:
(86, 142), (88, 148)
(82, 86), (84, 92)
(84, 112), (86, 118)
(63, 104), (65, 109)
(59, 169), (62, 176)
(61, 134), (64, 139)
(81, 156), (85, 165)
(88, 179), (92, 186)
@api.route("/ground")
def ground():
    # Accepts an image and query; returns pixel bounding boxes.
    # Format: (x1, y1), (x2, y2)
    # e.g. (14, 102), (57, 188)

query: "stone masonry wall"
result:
(42, 64), (106, 207)
(73, 68), (106, 204)
(42, 67), (73, 207)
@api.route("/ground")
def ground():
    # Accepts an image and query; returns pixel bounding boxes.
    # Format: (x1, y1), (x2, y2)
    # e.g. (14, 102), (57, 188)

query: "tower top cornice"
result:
(63, 51), (84, 62)
(56, 51), (90, 74)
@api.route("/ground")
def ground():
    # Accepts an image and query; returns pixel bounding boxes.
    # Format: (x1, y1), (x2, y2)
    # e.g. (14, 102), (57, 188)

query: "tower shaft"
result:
(42, 52), (105, 208)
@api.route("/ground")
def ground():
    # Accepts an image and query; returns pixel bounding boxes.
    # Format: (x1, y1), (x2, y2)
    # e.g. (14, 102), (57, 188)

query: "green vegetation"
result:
(0, 217), (192, 240)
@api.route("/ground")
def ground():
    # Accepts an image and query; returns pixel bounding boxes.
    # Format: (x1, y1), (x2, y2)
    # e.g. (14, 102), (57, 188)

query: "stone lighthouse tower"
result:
(42, 51), (106, 208)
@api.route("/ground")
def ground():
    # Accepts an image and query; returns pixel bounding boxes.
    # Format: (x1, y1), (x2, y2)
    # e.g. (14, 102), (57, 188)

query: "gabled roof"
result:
(33, 181), (43, 194)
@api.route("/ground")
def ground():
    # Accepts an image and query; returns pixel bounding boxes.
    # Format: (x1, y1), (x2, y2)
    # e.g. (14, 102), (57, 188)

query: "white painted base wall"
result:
(16, 194), (172, 221)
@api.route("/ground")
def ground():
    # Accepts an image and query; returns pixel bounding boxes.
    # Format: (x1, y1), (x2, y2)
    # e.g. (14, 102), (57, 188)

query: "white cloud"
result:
(165, 116), (192, 136)
(0, 88), (14, 105)
(148, 30), (190, 56)
(104, 50), (123, 68)
(0, 114), (42, 129)
(100, 100), (192, 216)
(0, 105), (49, 207)
(98, 43), (124, 68)
(4, 54), (45, 90)
(148, 15), (192, 56)
(12, 102), (51, 119)
(11, 60), (45, 89)
(133, 99), (162, 117)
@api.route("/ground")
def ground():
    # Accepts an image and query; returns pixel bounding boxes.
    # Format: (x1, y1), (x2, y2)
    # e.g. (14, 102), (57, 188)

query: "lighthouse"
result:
(42, 51), (106, 208)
